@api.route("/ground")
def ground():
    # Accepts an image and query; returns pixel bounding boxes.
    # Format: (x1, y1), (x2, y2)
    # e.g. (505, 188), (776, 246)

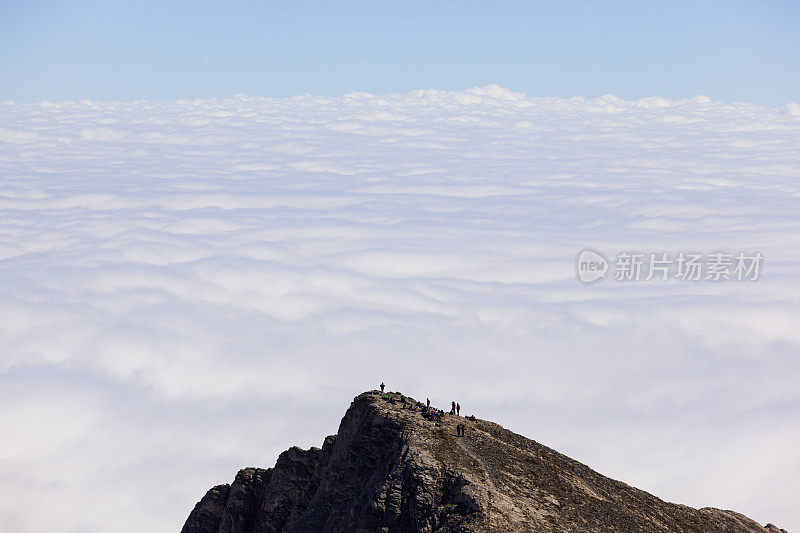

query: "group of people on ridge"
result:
(379, 382), (470, 436)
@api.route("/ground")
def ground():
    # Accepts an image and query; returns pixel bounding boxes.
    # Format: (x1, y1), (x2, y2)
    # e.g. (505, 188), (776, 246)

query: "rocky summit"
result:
(182, 391), (786, 533)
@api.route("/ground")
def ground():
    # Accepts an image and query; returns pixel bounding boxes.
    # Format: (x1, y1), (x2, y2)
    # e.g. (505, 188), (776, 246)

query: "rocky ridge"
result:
(182, 391), (786, 532)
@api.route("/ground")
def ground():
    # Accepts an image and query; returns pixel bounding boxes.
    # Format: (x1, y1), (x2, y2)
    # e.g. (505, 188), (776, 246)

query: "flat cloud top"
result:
(0, 87), (799, 532)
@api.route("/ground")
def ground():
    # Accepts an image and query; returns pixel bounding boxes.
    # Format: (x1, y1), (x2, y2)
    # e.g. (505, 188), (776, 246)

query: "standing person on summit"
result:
(426, 398), (430, 409)
(457, 403), (460, 416)
(380, 382), (385, 393)
(451, 401), (456, 414)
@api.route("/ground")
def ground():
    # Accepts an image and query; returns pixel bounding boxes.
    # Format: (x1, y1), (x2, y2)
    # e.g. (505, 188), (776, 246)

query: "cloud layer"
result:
(1, 86), (799, 532)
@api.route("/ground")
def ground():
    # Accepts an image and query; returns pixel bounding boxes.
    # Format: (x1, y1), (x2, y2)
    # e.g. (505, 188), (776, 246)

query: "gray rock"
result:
(182, 391), (786, 532)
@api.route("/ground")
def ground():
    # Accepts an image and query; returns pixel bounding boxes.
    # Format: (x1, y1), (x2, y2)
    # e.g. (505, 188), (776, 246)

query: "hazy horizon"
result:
(2, 1), (799, 105)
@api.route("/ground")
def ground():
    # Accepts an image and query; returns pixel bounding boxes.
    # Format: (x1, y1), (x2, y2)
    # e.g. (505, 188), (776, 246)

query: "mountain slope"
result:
(182, 391), (786, 532)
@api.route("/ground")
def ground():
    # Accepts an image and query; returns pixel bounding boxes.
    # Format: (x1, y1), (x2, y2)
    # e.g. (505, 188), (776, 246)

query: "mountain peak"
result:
(182, 391), (786, 532)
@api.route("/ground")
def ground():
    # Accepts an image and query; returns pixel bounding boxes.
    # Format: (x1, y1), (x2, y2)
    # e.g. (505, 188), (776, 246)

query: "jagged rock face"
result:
(182, 392), (787, 533)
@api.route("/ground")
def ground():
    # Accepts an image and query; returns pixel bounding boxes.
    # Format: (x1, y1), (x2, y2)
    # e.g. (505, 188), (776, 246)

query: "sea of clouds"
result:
(1, 85), (799, 532)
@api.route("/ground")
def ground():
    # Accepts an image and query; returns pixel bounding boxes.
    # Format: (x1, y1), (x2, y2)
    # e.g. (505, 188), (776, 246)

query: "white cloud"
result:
(0, 88), (799, 532)
(783, 101), (800, 116)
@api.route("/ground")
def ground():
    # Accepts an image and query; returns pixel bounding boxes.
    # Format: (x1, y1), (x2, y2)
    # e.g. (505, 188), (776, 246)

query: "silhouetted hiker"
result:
(426, 398), (430, 409)
(457, 403), (460, 416)
(380, 382), (385, 393)
(451, 401), (456, 414)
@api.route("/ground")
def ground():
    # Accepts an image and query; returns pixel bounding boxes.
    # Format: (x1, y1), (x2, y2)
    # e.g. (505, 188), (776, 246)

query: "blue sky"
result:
(2, 0), (798, 105)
